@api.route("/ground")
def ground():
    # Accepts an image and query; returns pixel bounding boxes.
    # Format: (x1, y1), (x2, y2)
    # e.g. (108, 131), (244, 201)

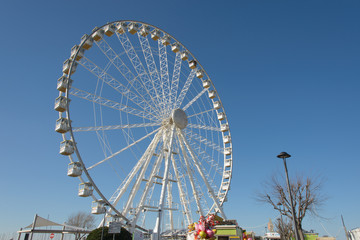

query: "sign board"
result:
(108, 222), (122, 234)
(50, 233), (55, 239)
(265, 232), (280, 239)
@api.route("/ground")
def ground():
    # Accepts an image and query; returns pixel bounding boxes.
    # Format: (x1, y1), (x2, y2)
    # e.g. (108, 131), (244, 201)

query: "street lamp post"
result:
(277, 152), (300, 240)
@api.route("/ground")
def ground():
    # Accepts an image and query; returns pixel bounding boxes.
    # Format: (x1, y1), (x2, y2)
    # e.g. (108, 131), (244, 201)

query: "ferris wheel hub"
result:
(171, 108), (188, 129)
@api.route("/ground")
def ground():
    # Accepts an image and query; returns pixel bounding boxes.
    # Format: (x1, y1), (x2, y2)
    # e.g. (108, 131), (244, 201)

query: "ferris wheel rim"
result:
(59, 20), (233, 231)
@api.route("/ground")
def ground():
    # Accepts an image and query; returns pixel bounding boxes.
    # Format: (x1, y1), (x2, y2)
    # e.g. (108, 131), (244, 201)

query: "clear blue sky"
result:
(0, 0), (359, 239)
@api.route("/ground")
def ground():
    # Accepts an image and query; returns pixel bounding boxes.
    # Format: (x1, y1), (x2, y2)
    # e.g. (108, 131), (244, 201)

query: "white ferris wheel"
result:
(55, 20), (233, 235)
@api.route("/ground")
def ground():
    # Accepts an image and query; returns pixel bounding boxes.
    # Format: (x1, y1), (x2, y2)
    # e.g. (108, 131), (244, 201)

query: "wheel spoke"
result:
(139, 177), (157, 227)
(94, 39), (163, 116)
(107, 129), (163, 207)
(176, 131), (204, 217)
(187, 123), (221, 132)
(137, 33), (166, 114)
(121, 129), (165, 217)
(183, 128), (224, 154)
(183, 88), (207, 111)
(182, 130), (223, 188)
(95, 131), (113, 160)
(177, 129), (227, 219)
(158, 40), (171, 116)
(179, 135), (213, 215)
(87, 127), (161, 170)
(188, 108), (215, 118)
(154, 126), (176, 235)
(130, 142), (166, 226)
(166, 179), (174, 231)
(70, 87), (158, 121)
(78, 56), (158, 116)
(102, 131), (163, 231)
(116, 31), (162, 111)
(170, 150), (193, 226)
(174, 69), (197, 109)
(170, 52), (182, 111)
(73, 122), (161, 132)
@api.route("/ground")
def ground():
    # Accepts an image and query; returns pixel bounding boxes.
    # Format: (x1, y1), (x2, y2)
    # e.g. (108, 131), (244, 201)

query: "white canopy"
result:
(24, 216), (62, 229)
(23, 215), (88, 231)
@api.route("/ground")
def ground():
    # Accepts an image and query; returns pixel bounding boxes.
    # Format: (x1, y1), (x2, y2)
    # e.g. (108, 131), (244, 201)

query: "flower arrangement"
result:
(187, 214), (223, 240)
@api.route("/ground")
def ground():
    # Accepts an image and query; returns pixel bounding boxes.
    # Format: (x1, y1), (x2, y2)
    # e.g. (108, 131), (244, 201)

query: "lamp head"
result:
(277, 152), (291, 159)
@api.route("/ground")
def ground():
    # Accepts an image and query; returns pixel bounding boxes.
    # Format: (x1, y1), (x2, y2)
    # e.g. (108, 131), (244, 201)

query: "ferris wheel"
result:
(55, 20), (233, 234)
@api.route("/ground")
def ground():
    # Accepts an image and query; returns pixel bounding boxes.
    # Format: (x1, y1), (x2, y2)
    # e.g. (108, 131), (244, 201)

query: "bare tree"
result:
(258, 175), (325, 240)
(275, 217), (293, 240)
(67, 211), (95, 240)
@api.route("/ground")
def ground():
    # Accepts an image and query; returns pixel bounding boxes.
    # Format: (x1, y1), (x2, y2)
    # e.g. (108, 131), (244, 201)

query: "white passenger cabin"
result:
(104, 24), (116, 37)
(62, 59), (78, 75)
(116, 23), (127, 34)
(213, 101), (221, 110)
(224, 170), (231, 179)
(55, 117), (70, 133)
(128, 22), (139, 34)
(218, 192), (226, 201)
(92, 200), (106, 214)
(78, 182), (93, 197)
(225, 159), (232, 167)
(181, 51), (189, 60)
(222, 182), (230, 191)
(67, 162), (82, 177)
(70, 45), (84, 61)
(80, 34), (93, 50)
(171, 42), (180, 53)
(221, 123), (229, 132)
(203, 79), (211, 88)
(224, 147), (232, 156)
(196, 69), (204, 79)
(161, 35), (171, 45)
(139, 25), (150, 37)
(189, 60), (197, 69)
(54, 96), (69, 112)
(60, 140), (75, 155)
(208, 90), (216, 99)
(57, 76), (73, 93)
(92, 27), (104, 42)
(220, 196), (228, 202)
(217, 112), (225, 121)
(151, 29), (160, 40)
(223, 135), (231, 144)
